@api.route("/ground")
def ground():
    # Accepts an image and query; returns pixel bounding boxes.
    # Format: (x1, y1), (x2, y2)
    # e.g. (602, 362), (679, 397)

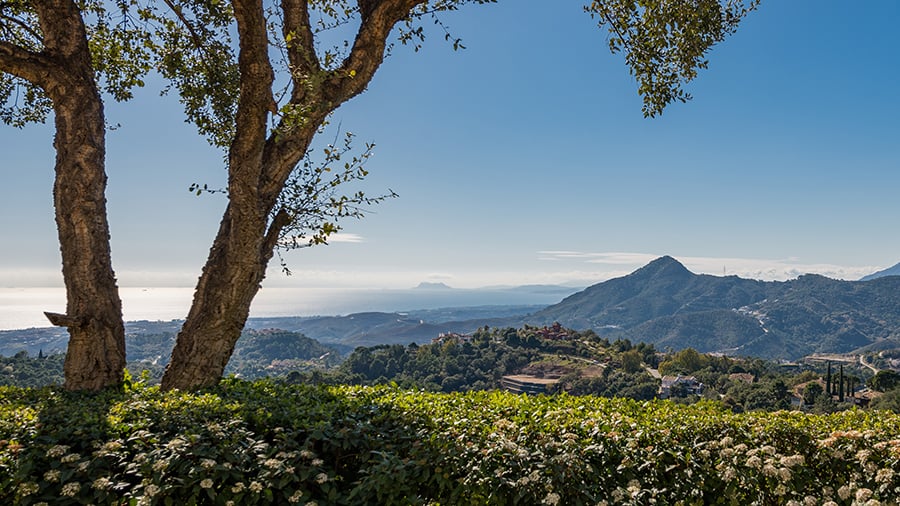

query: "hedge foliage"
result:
(2, 379), (899, 505)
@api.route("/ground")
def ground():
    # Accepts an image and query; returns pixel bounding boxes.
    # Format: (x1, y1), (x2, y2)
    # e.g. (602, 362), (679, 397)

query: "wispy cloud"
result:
(327, 233), (365, 243)
(538, 251), (659, 265)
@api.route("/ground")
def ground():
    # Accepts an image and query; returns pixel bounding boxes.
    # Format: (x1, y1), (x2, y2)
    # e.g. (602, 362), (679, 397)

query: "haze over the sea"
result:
(0, 285), (577, 331)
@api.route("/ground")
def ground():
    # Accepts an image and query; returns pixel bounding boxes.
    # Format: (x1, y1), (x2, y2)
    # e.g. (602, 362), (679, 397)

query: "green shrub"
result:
(2, 380), (899, 504)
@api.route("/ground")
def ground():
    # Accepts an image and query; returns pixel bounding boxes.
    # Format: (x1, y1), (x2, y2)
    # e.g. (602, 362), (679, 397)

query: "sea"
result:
(0, 286), (576, 331)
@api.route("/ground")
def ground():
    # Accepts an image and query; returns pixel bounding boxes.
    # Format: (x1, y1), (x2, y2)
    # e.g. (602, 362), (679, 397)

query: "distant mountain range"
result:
(4, 258), (900, 362)
(860, 262), (900, 281)
(529, 256), (900, 360)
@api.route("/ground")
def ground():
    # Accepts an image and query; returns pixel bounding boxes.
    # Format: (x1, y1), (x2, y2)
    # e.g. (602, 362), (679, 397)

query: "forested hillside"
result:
(530, 257), (900, 360)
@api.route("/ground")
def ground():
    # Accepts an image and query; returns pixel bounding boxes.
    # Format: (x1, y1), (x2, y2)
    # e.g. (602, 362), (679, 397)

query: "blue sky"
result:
(2, 0), (899, 291)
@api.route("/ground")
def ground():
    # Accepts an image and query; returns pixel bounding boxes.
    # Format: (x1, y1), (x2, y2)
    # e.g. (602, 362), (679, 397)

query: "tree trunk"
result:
(40, 1), (126, 390)
(160, 204), (271, 390)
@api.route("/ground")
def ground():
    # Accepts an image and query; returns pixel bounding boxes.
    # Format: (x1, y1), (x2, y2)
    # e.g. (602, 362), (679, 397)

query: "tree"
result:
(153, 0), (758, 390)
(621, 349), (644, 373)
(802, 382), (823, 406)
(868, 370), (900, 393)
(0, 1), (150, 390)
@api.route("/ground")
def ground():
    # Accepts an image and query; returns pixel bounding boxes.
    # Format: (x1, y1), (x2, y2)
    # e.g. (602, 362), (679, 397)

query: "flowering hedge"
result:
(1, 380), (899, 505)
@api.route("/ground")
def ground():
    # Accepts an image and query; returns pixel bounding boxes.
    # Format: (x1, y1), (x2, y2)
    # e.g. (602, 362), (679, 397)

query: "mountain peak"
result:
(414, 282), (452, 290)
(631, 256), (692, 279)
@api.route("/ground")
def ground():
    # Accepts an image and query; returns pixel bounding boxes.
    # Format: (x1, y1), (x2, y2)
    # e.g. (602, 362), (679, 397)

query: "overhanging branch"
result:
(0, 40), (53, 85)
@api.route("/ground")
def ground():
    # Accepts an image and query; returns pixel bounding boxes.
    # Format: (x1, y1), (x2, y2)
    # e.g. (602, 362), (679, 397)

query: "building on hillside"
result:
(500, 375), (560, 395)
(536, 322), (573, 340)
(728, 373), (755, 384)
(659, 375), (704, 399)
(852, 388), (882, 408)
(431, 332), (472, 345)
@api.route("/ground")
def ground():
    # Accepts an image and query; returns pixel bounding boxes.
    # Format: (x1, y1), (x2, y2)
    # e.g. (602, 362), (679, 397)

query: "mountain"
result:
(246, 311), (518, 348)
(529, 256), (900, 360)
(414, 282), (453, 290)
(861, 262), (900, 281)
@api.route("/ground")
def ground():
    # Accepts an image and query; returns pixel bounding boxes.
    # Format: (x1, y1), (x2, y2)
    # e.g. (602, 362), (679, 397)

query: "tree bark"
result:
(5, 1), (128, 390)
(160, 204), (270, 389)
(50, 80), (126, 390)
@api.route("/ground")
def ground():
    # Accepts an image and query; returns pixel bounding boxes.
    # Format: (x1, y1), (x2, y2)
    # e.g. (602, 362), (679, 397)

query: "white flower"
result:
(876, 468), (894, 483)
(102, 441), (123, 452)
(803, 496), (817, 506)
(61, 453), (80, 463)
(92, 477), (113, 490)
(165, 438), (186, 450)
(249, 481), (263, 493)
(300, 449), (315, 459)
(723, 468), (737, 482)
(311, 458), (324, 467)
(145, 484), (161, 497)
(200, 478), (213, 489)
(61, 482), (81, 497)
(153, 460), (168, 472)
(315, 473), (329, 484)
(43, 470), (60, 483)
(778, 467), (792, 482)
(762, 464), (777, 477)
(543, 492), (561, 505)
(264, 458), (282, 468)
(746, 456), (762, 468)
(289, 490), (304, 503)
(856, 488), (873, 502)
(780, 455), (805, 467)
(627, 478), (641, 497)
(201, 458), (216, 469)
(46, 445), (69, 458)
(18, 482), (39, 496)
(857, 450), (872, 464)
(838, 486), (852, 500)
(231, 482), (246, 493)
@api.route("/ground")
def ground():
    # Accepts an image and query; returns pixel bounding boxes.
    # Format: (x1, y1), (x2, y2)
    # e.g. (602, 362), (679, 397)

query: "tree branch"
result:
(261, 207), (292, 261)
(32, 0), (88, 57)
(0, 11), (43, 43)
(229, 0), (275, 197)
(281, 0), (319, 80)
(256, 0), (424, 209)
(326, 0), (425, 104)
(0, 40), (53, 85)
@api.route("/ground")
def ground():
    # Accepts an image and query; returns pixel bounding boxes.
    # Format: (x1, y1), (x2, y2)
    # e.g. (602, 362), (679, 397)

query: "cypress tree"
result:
(825, 361), (832, 396)
(839, 364), (844, 402)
